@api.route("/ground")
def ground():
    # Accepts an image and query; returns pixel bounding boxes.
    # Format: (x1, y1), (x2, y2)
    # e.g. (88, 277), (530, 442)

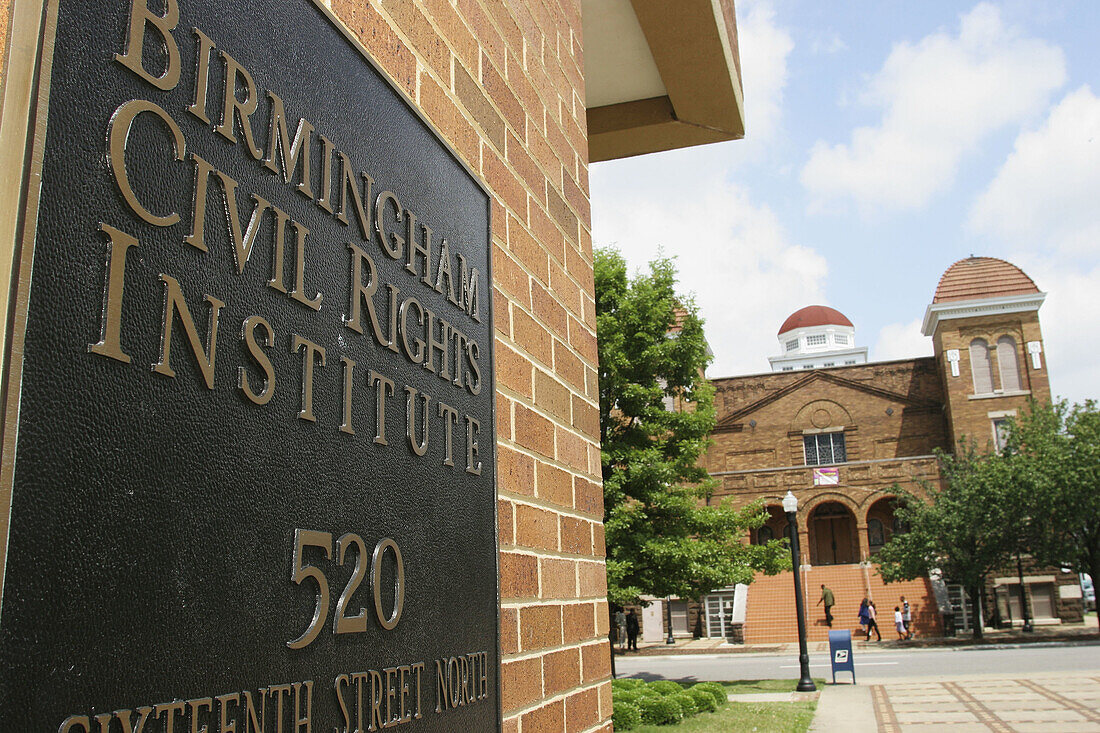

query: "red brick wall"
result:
(323, 1), (610, 730)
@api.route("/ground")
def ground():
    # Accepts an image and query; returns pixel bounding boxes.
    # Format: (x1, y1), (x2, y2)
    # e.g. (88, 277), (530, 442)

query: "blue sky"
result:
(590, 1), (1100, 404)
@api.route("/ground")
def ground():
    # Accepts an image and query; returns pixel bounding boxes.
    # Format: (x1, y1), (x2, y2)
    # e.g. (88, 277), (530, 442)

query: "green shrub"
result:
(613, 689), (644, 706)
(612, 677), (645, 690)
(611, 700), (642, 731)
(672, 692), (698, 716)
(691, 681), (728, 708)
(687, 687), (718, 713)
(637, 695), (681, 725)
(647, 680), (685, 696)
(634, 685), (661, 698)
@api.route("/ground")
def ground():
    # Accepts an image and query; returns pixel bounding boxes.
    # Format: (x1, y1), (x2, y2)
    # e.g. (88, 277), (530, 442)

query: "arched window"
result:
(997, 336), (1021, 392)
(868, 519), (885, 549)
(756, 526), (774, 545)
(969, 339), (993, 394)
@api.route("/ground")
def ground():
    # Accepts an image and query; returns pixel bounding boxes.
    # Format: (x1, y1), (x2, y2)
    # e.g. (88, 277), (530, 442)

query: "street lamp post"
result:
(784, 490), (817, 693)
(665, 596), (675, 644)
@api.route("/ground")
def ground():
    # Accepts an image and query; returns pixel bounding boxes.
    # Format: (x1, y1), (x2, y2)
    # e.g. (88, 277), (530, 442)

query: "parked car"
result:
(1082, 575), (1095, 612)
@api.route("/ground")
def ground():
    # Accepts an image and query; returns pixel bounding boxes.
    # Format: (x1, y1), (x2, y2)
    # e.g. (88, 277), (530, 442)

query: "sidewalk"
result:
(620, 621), (1100, 656)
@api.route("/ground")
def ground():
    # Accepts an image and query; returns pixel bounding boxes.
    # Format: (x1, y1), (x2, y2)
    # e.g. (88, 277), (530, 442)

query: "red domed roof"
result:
(778, 305), (853, 336)
(933, 257), (1039, 303)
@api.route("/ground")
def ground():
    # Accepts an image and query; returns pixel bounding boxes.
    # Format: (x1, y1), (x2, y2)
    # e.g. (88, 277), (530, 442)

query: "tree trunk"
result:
(970, 583), (984, 640)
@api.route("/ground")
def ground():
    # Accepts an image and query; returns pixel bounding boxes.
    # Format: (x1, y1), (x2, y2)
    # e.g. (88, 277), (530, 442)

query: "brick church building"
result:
(647, 257), (1084, 645)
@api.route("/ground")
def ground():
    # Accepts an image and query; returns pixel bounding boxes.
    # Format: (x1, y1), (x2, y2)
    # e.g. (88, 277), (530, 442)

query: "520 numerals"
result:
(288, 529), (406, 650)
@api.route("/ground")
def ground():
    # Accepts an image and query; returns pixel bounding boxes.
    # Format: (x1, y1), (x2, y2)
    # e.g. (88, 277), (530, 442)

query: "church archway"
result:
(808, 501), (857, 565)
(865, 496), (899, 555)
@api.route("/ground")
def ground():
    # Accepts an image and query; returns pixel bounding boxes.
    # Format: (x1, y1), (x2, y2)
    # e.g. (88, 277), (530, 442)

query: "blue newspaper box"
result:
(828, 630), (856, 684)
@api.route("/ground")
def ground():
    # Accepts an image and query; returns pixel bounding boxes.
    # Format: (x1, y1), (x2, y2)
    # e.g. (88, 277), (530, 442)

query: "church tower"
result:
(922, 257), (1051, 451)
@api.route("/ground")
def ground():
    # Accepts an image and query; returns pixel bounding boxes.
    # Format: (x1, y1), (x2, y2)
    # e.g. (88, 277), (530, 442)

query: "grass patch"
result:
(621, 680), (822, 732)
(723, 679), (825, 695)
(630, 701), (816, 733)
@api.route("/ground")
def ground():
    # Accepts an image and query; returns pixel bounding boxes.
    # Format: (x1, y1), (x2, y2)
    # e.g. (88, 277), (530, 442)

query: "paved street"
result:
(614, 642), (1100, 683)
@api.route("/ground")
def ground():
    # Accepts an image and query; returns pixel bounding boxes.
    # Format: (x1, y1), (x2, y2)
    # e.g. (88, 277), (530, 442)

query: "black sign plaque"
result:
(0, 1), (499, 730)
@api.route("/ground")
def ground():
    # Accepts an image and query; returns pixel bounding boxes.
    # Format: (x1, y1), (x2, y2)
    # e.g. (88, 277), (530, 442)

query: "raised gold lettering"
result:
(336, 154), (373, 241)
(344, 243), (396, 352)
(187, 697), (212, 733)
(185, 153), (271, 269)
(465, 340), (481, 395)
(375, 191), (403, 259)
(153, 274), (224, 389)
(339, 357), (356, 435)
(188, 29), (215, 124)
(243, 690), (266, 733)
(239, 315), (276, 406)
(437, 402), (458, 467)
(109, 100), (185, 227)
(434, 238), (459, 306)
(457, 253), (481, 323)
(369, 670), (384, 732)
(215, 693), (239, 733)
(90, 223), (140, 364)
(268, 685), (292, 733)
(292, 681), (312, 733)
(115, 0), (181, 90)
(398, 297), (425, 365)
(290, 334), (326, 422)
(215, 51), (263, 159)
(154, 701), (185, 733)
(405, 212), (432, 286)
(58, 715), (91, 733)
(410, 663), (425, 720)
(384, 667), (397, 727)
(334, 675), (352, 733)
(289, 220), (322, 311)
(405, 386), (429, 457)
(316, 135), (336, 214)
(263, 92), (315, 200)
(465, 415), (481, 475)
(369, 370), (394, 445)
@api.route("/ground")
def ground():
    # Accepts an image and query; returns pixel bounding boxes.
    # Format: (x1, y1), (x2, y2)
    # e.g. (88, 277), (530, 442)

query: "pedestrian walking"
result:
(858, 598), (870, 638)
(817, 584), (835, 627)
(901, 596), (913, 639)
(625, 609), (640, 651)
(615, 608), (627, 650)
(894, 606), (905, 640)
(867, 600), (881, 641)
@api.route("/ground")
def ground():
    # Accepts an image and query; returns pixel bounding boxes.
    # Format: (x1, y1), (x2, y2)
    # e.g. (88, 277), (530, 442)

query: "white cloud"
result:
(966, 87), (1100, 404)
(874, 318), (932, 362)
(968, 86), (1100, 257)
(738, 0), (794, 142)
(591, 178), (827, 378)
(801, 3), (1065, 213)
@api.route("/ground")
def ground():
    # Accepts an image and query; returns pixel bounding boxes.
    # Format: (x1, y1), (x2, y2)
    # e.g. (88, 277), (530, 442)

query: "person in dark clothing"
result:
(625, 609), (640, 651)
(817, 584), (835, 627)
(866, 600), (882, 641)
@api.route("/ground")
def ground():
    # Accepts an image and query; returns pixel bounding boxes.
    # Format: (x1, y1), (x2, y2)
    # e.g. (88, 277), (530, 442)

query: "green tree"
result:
(595, 248), (787, 607)
(875, 445), (1025, 638)
(1006, 400), (1100, 630)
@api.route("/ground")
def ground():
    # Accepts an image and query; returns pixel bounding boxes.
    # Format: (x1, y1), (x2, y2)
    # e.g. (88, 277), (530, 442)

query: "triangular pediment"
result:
(715, 370), (941, 431)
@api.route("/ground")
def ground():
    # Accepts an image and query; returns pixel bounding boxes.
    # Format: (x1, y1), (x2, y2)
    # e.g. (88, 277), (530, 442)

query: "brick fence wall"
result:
(0, 0), (610, 730)
(322, 1), (610, 731)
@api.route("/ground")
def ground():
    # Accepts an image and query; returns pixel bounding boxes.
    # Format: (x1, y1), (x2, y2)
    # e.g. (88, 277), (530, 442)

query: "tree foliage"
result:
(595, 248), (788, 606)
(875, 445), (1024, 638)
(1006, 400), (1100, 629)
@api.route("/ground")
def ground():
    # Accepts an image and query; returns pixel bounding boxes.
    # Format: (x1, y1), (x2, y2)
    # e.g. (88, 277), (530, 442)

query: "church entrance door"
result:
(810, 502), (856, 565)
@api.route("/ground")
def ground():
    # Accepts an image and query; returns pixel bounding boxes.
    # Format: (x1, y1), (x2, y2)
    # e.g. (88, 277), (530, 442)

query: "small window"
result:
(844, 360), (856, 365)
(992, 418), (1010, 452)
(997, 336), (1021, 392)
(868, 519), (885, 548)
(802, 364), (814, 369)
(785, 339), (800, 352)
(834, 333), (849, 345)
(823, 362), (835, 367)
(969, 339), (994, 394)
(803, 432), (847, 466)
(782, 366), (794, 371)
(806, 334), (827, 346)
